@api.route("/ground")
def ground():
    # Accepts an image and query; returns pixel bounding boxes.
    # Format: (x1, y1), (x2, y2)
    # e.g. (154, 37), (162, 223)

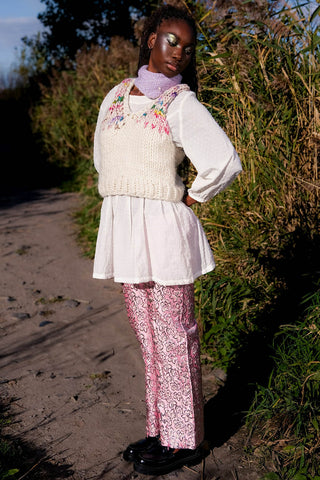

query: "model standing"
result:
(93, 5), (242, 476)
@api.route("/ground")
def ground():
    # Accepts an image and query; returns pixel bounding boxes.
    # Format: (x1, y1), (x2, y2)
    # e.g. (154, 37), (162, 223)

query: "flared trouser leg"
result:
(122, 281), (204, 450)
(122, 282), (160, 436)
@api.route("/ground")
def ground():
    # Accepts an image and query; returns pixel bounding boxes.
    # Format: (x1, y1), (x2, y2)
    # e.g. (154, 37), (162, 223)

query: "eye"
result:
(166, 33), (178, 47)
(185, 46), (194, 56)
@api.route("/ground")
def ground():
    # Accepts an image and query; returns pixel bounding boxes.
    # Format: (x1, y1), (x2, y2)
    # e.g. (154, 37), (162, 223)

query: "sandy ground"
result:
(0, 189), (265, 480)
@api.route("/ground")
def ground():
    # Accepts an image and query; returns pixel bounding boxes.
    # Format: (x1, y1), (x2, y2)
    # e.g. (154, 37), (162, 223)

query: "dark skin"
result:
(131, 19), (198, 207)
(147, 19), (195, 77)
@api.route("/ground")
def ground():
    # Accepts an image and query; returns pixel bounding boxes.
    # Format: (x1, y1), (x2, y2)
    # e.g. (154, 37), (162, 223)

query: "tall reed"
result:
(187, 0), (320, 367)
(186, 0), (320, 475)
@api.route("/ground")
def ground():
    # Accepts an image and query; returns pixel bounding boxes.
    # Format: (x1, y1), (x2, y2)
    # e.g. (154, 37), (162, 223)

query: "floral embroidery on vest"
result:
(101, 78), (189, 135)
(101, 79), (130, 130)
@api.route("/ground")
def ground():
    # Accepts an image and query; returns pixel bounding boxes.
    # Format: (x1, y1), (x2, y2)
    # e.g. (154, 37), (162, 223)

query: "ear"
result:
(148, 32), (157, 49)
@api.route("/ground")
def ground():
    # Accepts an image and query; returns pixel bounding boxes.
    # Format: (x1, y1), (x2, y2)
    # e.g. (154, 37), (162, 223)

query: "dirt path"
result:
(0, 189), (263, 480)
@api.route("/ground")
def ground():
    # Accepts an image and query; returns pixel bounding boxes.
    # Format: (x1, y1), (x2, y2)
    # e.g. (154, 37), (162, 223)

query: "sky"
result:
(0, 0), (46, 75)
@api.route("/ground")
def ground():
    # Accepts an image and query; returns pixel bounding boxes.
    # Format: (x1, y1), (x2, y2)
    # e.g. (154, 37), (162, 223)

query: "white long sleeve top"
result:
(93, 83), (242, 285)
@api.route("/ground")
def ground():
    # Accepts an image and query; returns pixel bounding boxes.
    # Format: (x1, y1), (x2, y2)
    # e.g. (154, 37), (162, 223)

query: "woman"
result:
(93, 4), (242, 476)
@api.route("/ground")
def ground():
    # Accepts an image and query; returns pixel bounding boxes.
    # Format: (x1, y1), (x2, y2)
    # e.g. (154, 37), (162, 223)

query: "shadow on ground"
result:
(0, 85), (78, 480)
(0, 399), (74, 480)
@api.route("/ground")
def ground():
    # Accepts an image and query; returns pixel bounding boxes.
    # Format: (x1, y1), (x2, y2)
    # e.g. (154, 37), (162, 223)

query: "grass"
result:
(247, 285), (320, 479)
(0, 412), (19, 480)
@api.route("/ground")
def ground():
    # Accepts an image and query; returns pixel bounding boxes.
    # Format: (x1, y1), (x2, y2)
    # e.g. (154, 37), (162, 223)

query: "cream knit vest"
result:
(98, 78), (190, 202)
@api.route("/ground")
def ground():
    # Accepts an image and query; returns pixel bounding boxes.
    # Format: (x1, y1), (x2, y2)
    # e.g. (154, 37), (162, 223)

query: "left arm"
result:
(168, 91), (242, 204)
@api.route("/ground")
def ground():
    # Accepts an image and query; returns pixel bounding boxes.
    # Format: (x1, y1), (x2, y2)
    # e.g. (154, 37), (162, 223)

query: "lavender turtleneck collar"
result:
(134, 65), (182, 99)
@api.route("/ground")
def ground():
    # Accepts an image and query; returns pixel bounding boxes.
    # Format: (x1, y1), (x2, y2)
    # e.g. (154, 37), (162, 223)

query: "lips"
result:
(167, 62), (179, 72)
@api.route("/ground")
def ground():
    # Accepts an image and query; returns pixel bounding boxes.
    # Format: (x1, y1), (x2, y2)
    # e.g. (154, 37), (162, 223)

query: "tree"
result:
(24, 0), (156, 67)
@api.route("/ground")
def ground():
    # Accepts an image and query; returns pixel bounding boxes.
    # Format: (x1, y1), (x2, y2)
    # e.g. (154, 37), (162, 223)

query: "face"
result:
(147, 19), (195, 78)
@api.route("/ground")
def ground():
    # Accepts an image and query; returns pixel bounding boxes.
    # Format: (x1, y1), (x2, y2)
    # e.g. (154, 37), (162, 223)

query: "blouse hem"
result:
(92, 263), (215, 286)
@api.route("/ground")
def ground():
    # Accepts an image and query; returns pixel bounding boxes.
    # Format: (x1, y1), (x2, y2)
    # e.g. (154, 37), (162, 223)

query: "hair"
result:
(138, 5), (198, 94)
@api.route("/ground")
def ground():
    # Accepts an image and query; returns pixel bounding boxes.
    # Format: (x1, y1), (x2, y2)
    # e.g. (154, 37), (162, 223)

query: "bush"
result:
(247, 284), (320, 478)
(32, 38), (138, 177)
(31, 38), (138, 254)
(193, 0), (319, 367)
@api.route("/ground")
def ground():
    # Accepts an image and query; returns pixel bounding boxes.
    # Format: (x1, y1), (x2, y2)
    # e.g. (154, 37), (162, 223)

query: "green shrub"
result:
(31, 38), (139, 251)
(191, 0), (320, 367)
(248, 285), (320, 478)
(32, 38), (138, 178)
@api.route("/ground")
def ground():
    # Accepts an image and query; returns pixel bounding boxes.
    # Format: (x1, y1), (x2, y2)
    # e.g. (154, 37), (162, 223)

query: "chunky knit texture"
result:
(98, 78), (190, 202)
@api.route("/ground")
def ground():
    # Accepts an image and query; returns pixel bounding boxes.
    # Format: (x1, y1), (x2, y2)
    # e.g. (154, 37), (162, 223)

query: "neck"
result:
(130, 85), (144, 96)
(134, 65), (182, 99)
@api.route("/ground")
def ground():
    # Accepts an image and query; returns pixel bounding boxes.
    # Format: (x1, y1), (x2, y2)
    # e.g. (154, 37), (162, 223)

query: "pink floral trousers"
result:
(122, 281), (204, 450)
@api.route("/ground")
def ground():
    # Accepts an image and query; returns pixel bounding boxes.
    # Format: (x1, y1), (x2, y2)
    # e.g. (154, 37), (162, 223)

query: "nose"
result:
(172, 46), (183, 61)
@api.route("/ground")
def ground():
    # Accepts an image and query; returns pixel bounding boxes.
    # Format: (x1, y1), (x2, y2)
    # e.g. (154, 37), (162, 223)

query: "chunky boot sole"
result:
(123, 450), (136, 462)
(123, 436), (160, 462)
(134, 450), (205, 475)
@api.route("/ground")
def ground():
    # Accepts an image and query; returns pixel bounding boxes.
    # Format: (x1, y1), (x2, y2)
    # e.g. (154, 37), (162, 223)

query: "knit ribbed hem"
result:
(98, 185), (185, 203)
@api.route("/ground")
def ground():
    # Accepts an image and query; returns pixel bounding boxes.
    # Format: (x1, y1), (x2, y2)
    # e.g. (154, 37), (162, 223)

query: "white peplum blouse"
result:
(93, 86), (242, 286)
